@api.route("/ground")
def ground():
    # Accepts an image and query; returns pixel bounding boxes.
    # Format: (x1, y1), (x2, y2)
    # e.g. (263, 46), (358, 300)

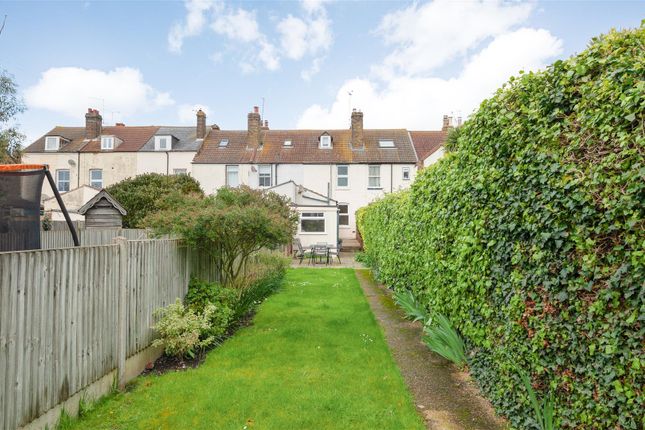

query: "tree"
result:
(146, 186), (298, 286)
(0, 69), (25, 163)
(105, 173), (204, 228)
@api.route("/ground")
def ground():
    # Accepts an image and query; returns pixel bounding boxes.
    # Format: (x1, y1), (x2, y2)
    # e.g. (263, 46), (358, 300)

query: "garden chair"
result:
(293, 238), (312, 264)
(327, 240), (342, 264)
(312, 244), (329, 265)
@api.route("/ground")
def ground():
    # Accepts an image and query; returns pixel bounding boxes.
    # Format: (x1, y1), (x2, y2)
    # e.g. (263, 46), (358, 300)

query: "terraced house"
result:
(23, 107), (448, 245)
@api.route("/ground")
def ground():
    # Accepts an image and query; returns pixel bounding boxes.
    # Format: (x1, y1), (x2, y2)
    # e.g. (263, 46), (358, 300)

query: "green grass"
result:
(64, 269), (424, 430)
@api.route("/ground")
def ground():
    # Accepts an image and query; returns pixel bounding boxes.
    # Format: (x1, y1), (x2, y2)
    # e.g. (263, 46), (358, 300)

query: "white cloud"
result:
(375, 0), (534, 78)
(177, 103), (211, 124)
(168, 0), (218, 53)
(25, 67), (174, 118)
(301, 57), (324, 81)
(168, 0), (332, 75)
(298, 27), (562, 130)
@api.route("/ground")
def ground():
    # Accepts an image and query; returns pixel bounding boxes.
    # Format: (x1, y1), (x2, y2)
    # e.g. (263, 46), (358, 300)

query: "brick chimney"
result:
(196, 109), (206, 139)
(85, 108), (102, 139)
(350, 109), (364, 149)
(441, 115), (449, 131)
(247, 106), (261, 148)
(261, 120), (269, 130)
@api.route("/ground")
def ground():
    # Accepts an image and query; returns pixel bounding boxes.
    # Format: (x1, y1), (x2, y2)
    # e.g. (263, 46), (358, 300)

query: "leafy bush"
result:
(358, 26), (644, 429)
(146, 186), (297, 285)
(151, 299), (218, 359)
(106, 173), (203, 228)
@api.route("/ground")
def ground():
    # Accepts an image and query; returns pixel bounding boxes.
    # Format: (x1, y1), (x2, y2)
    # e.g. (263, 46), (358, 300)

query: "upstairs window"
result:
(219, 139), (229, 147)
(45, 136), (60, 151)
(320, 135), (332, 149)
(56, 169), (70, 192)
(258, 164), (272, 187)
(154, 136), (171, 151)
(173, 168), (187, 175)
(301, 212), (325, 233)
(378, 139), (395, 148)
(226, 165), (239, 187)
(368, 165), (381, 189)
(89, 169), (103, 189)
(101, 136), (114, 150)
(283, 139), (292, 147)
(402, 167), (411, 180)
(337, 165), (349, 188)
(339, 204), (349, 226)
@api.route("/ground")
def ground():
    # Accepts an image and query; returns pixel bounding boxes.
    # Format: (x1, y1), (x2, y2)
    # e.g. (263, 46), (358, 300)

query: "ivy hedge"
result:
(357, 26), (644, 429)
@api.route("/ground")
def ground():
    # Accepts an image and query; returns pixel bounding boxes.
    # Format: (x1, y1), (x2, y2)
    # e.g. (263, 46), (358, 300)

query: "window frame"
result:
(336, 164), (349, 188)
(283, 139), (292, 147)
(173, 168), (187, 175)
(258, 164), (272, 187)
(154, 135), (171, 151)
(89, 169), (103, 189)
(300, 212), (326, 234)
(338, 204), (349, 227)
(219, 139), (229, 147)
(45, 136), (60, 151)
(56, 169), (70, 192)
(225, 164), (239, 187)
(100, 136), (114, 150)
(319, 135), (332, 149)
(402, 166), (411, 181)
(368, 165), (381, 189)
(378, 139), (395, 148)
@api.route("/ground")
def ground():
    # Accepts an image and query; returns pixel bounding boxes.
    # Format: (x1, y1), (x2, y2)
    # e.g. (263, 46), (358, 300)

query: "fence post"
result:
(114, 236), (128, 389)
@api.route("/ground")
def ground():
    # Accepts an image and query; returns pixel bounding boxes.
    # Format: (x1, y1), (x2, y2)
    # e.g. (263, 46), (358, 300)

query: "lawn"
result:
(64, 268), (424, 430)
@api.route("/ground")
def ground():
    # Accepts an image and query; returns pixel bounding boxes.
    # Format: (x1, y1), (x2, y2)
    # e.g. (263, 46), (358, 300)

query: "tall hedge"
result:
(358, 26), (644, 429)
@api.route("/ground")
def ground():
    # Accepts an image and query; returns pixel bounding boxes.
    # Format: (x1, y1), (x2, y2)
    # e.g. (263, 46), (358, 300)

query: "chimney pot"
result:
(85, 108), (102, 139)
(442, 114), (450, 132)
(196, 109), (206, 139)
(247, 108), (262, 148)
(351, 109), (364, 149)
(116, 122), (125, 127)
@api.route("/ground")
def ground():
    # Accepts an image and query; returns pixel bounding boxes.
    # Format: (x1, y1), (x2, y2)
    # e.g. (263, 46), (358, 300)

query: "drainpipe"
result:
(390, 164), (393, 192)
(77, 152), (80, 188)
(166, 151), (169, 175)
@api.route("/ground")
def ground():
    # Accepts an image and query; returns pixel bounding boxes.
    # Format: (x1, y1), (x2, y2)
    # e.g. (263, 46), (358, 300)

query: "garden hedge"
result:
(357, 26), (643, 429)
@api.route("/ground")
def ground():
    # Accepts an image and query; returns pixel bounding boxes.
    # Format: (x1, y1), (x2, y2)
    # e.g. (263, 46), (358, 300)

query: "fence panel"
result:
(0, 245), (120, 430)
(40, 229), (150, 249)
(0, 238), (219, 429)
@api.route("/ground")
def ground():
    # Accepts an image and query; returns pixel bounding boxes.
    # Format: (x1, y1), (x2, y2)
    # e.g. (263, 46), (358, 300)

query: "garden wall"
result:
(358, 26), (643, 429)
(0, 238), (220, 429)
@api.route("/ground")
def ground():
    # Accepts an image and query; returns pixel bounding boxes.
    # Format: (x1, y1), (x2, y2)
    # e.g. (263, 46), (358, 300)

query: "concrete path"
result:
(354, 269), (507, 430)
(290, 251), (367, 269)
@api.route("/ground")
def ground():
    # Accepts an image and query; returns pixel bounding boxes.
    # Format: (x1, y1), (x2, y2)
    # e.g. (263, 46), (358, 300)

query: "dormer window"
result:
(101, 136), (114, 150)
(154, 135), (171, 151)
(378, 139), (395, 148)
(283, 139), (292, 147)
(320, 135), (332, 149)
(219, 139), (229, 147)
(45, 136), (60, 151)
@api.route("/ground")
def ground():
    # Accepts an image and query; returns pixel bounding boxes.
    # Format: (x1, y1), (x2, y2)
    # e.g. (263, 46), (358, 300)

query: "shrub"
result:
(185, 277), (235, 338)
(423, 313), (467, 369)
(151, 299), (218, 359)
(358, 26), (644, 429)
(146, 186), (297, 286)
(106, 173), (203, 228)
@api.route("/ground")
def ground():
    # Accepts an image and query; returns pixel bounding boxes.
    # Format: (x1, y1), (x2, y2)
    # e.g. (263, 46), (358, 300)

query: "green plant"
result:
(0, 69), (26, 163)
(151, 299), (217, 359)
(185, 277), (235, 338)
(520, 371), (556, 430)
(393, 290), (428, 323)
(106, 173), (203, 228)
(423, 313), (467, 369)
(146, 186), (297, 286)
(358, 25), (644, 429)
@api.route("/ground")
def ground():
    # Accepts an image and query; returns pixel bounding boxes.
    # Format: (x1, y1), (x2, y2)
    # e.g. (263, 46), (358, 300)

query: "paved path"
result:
(354, 269), (507, 430)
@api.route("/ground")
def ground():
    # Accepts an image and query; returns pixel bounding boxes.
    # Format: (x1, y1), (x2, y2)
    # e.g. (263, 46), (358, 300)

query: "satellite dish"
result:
(68, 159), (76, 166)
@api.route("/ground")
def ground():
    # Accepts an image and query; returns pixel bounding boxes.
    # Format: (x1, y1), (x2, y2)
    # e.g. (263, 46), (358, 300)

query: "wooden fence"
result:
(0, 238), (220, 429)
(40, 228), (150, 249)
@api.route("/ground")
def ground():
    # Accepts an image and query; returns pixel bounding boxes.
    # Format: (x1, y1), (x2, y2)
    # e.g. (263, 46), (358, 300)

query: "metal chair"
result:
(327, 240), (342, 264)
(312, 244), (329, 265)
(293, 238), (313, 264)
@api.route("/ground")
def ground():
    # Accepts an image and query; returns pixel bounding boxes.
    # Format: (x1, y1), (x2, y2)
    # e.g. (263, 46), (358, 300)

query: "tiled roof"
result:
(193, 129), (418, 164)
(24, 126), (160, 153)
(409, 131), (447, 162)
(140, 126), (205, 152)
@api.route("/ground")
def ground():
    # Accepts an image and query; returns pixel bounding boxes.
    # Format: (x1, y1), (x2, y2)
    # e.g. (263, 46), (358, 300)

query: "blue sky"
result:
(1, 0), (642, 143)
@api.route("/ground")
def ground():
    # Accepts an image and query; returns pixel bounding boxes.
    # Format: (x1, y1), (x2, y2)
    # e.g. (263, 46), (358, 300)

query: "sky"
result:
(1, 0), (642, 144)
